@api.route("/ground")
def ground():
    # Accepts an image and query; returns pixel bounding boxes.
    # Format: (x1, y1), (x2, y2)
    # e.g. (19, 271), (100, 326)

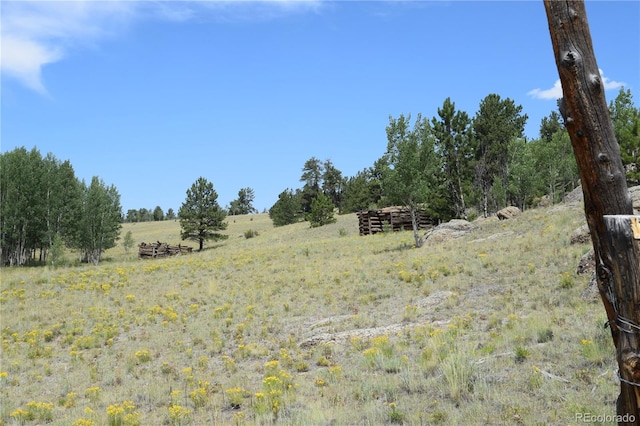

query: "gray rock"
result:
(423, 219), (475, 245)
(630, 185), (640, 213)
(570, 225), (591, 245)
(497, 206), (521, 220)
(580, 272), (599, 302)
(576, 249), (595, 275)
(563, 185), (640, 212)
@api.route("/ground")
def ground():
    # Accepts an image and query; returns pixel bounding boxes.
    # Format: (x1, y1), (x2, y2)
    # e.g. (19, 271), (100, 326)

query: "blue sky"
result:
(2, 1), (639, 214)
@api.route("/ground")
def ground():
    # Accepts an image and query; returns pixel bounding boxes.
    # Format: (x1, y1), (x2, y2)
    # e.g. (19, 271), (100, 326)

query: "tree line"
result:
(269, 89), (639, 241)
(124, 187), (257, 223)
(0, 147), (122, 266)
(125, 207), (176, 223)
(3, 89), (636, 263)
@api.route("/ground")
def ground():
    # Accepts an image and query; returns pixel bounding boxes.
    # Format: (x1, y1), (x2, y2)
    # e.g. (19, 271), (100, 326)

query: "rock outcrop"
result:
(423, 220), (475, 245)
(497, 206), (521, 220)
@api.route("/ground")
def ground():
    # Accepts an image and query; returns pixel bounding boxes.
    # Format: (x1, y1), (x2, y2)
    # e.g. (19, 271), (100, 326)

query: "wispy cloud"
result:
(1, 1), (136, 95)
(1, 0), (323, 95)
(528, 69), (625, 100)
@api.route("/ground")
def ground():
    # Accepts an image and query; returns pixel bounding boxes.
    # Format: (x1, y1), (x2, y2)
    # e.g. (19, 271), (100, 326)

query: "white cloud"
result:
(598, 69), (625, 91)
(2, 36), (62, 95)
(1, 1), (137, 95)
(1, 0), (324, 95)
(528, 69), (626, 100)
(527, 79), (563, 100)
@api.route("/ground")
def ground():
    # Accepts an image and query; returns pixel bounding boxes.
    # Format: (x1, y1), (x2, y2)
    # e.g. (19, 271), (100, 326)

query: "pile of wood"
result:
(356, 206), (433, 236)
(138, 242), (193, 259)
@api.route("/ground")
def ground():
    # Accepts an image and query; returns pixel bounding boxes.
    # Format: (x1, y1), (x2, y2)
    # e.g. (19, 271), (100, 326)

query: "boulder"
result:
(423, 219), (475, 245)
(630, 185), (640, 213)
(497, 206), (521, 220)
(580, 272), (599, 302)
(570, 225), (591, 245)
(576, 249), (595, 275)
(563, 186), (584, 204)
(563, 185), (640, 212)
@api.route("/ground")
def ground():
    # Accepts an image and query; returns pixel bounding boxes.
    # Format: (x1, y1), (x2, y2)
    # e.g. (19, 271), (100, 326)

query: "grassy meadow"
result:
(0, 203), (620, 425)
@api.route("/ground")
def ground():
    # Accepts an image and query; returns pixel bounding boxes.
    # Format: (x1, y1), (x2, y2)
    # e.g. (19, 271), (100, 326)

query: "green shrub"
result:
(244, 229), (258, 239)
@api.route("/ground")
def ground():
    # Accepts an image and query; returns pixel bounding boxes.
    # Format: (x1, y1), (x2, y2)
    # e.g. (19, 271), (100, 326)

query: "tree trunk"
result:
(409, 207), (423, 248)
(544, 1), (639, 422)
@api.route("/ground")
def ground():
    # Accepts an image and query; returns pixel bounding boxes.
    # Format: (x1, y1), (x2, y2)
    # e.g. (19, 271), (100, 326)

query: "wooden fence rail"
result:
(138, 242), (193, 259)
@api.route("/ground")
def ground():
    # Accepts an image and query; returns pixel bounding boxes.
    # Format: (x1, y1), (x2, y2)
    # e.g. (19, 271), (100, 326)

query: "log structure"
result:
(545, 1), (639, 422)
(357, 206), (433, 236)
(138, 242), (193, 259)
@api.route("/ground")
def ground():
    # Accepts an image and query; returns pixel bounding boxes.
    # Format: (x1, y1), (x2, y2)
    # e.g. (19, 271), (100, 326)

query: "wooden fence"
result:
(356, 206), (433, 236)
(138, 242), (193, 259)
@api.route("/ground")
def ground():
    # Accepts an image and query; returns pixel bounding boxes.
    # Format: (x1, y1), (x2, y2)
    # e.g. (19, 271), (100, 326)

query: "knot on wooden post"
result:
(620, 349), (640, 387)
(561, 50), (581, 69)
(598, 152), (610, 164)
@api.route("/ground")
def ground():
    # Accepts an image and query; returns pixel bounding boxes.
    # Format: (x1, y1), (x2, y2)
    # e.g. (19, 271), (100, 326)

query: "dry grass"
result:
(0, 203), (620, 425)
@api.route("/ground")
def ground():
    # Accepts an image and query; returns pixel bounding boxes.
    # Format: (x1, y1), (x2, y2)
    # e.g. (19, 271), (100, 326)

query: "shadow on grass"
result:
(198, 243), (227, 253)
(373, 242), (415, 254)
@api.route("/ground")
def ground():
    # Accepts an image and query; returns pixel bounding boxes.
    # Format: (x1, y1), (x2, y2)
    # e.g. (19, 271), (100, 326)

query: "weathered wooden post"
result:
(544, 1), (640, 422)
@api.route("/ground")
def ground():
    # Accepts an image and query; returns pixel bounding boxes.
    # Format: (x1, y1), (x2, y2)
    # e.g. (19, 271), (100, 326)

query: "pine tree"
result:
(472, 94), (528, 216)
(228, 187), (258, 215)
(306, 192), (336, 228)
(300, 157), (324, 212)
(269, 189), (303, 227)
(178, 177), (228, 251)
(431, 97), (473, 219)
(153, 206), (164, 221)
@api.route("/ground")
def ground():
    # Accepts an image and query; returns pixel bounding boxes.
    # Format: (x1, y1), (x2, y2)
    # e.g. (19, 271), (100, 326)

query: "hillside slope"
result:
(1, 202), (620, 425)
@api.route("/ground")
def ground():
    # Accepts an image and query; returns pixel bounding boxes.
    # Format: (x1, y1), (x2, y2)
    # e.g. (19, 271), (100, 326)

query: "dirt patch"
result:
(299, 291), (453, 348)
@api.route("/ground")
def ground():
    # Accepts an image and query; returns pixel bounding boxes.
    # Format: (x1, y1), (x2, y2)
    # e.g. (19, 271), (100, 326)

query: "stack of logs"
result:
(357, 206), (433, 236)
(138, 242), (193, 259)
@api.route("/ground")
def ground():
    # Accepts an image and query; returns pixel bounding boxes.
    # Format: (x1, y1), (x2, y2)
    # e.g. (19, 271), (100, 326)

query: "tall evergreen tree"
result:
(153, 206), (164, 221)
(300, 157), (324, 212)
(341, 158), (389, 214)
(472, 94), (528, 216)
(228, 187), (258, 215)
(342, 170), (373, 213)
(431, 97), (473, 219)
(539, 110), (564, 143)
(322, 160), (345, 212)
(178, 177), (228, 251)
